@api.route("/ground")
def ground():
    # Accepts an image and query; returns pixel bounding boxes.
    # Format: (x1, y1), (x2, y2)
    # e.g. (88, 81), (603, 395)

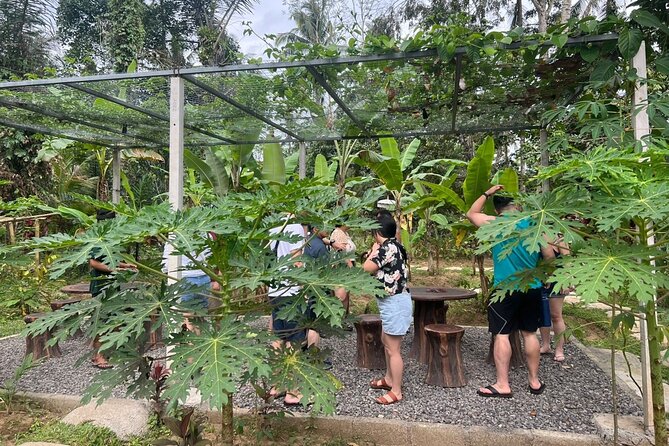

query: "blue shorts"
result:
(377, 291), (412, 336)
(181, 275), (210, 308)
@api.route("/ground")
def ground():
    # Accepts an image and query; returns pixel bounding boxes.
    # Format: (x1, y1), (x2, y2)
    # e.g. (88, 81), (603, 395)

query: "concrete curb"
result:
(19, 391), (603, 446)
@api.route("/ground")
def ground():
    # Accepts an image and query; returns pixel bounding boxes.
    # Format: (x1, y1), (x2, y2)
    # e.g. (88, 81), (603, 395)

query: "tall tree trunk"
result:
(646, 300), (667, 445)
(221, 393), (234, 445)
(559, 0), (571, 22)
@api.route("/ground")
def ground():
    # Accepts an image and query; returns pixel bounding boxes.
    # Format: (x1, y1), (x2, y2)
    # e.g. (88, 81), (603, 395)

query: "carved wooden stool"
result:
(24, 313), (62, 359)
(425, 324), (466, 387)
(144, 313), (164, 349)
(50, 297), (86, 337)
(354, 314), (385, 369)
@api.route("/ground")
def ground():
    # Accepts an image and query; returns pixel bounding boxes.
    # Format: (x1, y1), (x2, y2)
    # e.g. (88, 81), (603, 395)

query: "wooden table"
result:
(409, 287), (477, 364)
(60, 282), (92, 296)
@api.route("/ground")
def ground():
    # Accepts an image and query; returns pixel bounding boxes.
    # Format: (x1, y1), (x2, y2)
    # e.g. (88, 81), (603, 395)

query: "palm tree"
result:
(276, 0), (337, 46)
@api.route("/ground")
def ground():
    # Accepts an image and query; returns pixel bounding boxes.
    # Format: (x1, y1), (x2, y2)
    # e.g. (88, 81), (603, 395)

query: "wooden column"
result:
(167, 75), (184, 283)
(298, 142), (306, 179)
(632, 40), (654, 431)
(112, 148), (121, 204)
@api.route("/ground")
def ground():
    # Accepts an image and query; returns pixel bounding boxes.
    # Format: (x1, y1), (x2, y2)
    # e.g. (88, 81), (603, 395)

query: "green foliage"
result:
(156, 407), (211, 446)
(0, 257), (55, 315)
(463, 136), (494, 208)
(18, 420), (124, 446)
(15, 181), (383, 416)
(0, 353), (41, 413)
(262, 143), (287, 185)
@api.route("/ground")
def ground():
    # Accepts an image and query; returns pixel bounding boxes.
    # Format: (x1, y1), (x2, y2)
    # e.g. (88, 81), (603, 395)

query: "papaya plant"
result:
(13, 180), (383, 446)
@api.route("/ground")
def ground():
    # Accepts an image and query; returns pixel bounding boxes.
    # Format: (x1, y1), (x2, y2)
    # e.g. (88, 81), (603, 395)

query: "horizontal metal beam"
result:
(0, 34), (619, 89)
(66, 83), (238, 144)
(183, 123), (543, 146)
(0, 98), (166, 146)
(182, 74), (304, 141)
(0, 117), (159, 149)
(306, 66), (370, 136)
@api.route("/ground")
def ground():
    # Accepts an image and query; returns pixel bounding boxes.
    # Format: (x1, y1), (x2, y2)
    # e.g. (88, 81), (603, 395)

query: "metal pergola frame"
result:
(0, 33), (618, 149)
(0, 30), (659, 431)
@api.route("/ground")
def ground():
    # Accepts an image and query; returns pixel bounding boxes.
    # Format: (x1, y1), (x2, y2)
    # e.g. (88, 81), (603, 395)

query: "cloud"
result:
(228, 0), (294, 59)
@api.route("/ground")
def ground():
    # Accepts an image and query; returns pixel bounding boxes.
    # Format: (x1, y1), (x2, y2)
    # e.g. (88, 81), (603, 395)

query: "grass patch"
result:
(17, 416), (170, 446)
(562, 303), (641, 355)
(0, 314), (24, 337)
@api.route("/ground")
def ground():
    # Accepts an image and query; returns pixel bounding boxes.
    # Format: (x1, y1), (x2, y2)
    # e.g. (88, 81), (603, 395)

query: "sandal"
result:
(370, 377), (392, 390)
(376, 391), (401, 405)
(553, 354), (565, 363)
(92, 360), (113, 369)
(529, 382), (546, 395)
(476, 385), (513, 398)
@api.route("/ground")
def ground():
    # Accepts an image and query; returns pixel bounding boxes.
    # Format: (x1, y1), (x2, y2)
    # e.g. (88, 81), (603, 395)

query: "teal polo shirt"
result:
(491, 218), (541, 289)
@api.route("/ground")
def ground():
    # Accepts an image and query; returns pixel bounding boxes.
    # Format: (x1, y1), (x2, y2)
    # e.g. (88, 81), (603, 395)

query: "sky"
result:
(227, 1), (295, 59)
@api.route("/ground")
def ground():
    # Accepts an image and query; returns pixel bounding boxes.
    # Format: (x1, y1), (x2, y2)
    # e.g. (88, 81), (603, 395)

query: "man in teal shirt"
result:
(467, 185), (554, 398)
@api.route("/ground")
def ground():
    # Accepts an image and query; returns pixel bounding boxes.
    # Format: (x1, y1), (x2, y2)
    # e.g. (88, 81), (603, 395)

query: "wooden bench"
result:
(424, 324), (466, 387)
(24, 313), (62, 359)
(353, 314), (385, 369)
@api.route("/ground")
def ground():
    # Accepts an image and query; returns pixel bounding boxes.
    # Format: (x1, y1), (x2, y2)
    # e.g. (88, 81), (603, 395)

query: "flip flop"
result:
(529, 382), (546, 395)
(92, 361), (113, 369)
(370, 377), (392, 390)
(477, 385), (513, 398)
(553, 354), (565, 363)
(375, 390), (401, 405)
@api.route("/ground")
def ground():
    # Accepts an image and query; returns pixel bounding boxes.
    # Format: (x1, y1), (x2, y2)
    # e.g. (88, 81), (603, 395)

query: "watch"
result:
(482, 192), (490, 199)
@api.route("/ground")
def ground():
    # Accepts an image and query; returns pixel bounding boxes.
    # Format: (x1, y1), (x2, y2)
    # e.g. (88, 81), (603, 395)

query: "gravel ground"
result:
(0, 325), (641, 434)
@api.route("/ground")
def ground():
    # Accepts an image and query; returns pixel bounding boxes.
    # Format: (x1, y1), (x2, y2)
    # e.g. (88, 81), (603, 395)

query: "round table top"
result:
(410, 287), (477, 302)
(60, 282), (91, 294)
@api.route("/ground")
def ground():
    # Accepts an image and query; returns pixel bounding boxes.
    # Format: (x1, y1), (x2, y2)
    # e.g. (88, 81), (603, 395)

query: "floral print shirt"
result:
(371, 238), (408, 296)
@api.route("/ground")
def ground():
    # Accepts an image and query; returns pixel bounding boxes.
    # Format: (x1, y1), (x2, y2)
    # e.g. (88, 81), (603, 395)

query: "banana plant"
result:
(355, 137), (466, 241)
(184, 125), (264, 196)
(409, 136), (518, 295)
(313, 154), (338, 183)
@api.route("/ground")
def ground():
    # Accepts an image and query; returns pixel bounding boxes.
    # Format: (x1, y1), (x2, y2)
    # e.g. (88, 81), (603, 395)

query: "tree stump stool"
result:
(24, 313), (62, 359)
(50, 297), (86, 337)
(424, 324), (466, 387)
(486, 331), (524, 368)
(354, 314), (385, 369)
(144, 313), (163, 349)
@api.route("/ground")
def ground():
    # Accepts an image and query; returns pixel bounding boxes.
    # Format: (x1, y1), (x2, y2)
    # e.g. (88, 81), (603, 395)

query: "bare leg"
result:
(479, 333), (512, 394)
(307, 329), (320, 348)
(335, 287), (350, 315)
(380, 332), (404, 400)
(539, 326), (552, 354)
(91, 336), (111, 368)
(521, 330), (542, 390)
(550, 297), (566, 359)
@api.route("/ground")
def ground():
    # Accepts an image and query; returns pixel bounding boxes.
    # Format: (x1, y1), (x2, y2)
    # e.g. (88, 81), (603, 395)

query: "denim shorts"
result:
(377, 291), (412, 336)
(181, 274), (210, 308)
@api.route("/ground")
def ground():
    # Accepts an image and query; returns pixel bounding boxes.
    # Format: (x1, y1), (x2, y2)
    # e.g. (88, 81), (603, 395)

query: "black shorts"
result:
(488, 288), (542, 335)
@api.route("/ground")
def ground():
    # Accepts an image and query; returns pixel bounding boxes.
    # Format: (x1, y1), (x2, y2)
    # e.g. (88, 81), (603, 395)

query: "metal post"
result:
(298, 142), (307, 179)
(167, 76), (185, 282)
(112, 149), (121, 205)
(540, 128), (549, 193)
(632, 41), (654, 432)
